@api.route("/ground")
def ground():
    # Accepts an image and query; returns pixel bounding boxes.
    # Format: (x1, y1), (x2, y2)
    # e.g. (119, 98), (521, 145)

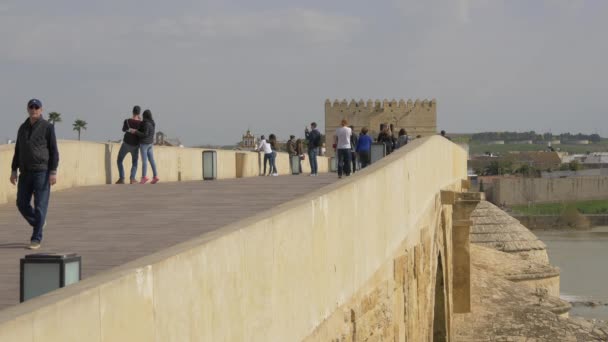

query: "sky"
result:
(0, 0), (606, 146)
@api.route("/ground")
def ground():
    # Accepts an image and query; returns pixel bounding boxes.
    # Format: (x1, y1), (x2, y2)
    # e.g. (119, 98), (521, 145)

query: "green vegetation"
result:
(511, 200), (608, 215)
(468, 142), (608, 155)
(471, 131), (601, 143)
(72, 119), (87, 141)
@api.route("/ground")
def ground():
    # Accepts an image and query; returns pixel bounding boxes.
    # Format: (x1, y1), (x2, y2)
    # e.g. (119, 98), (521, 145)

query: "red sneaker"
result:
(151, 177), (160, 184)
(140, 177), (150, 184)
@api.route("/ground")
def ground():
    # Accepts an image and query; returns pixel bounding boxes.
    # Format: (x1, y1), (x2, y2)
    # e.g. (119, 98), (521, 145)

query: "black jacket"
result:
(12, 118), (59, 174)
(305, 129), (321, 150)
(122, 118), (142, 146)
(135, 119), (155, 145)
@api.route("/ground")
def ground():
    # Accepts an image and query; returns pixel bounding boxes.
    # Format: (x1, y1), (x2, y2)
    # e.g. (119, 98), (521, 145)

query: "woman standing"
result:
(396, 129), (409, 149)
(132, 109), (159, 184)
(268, 134), (279, 176)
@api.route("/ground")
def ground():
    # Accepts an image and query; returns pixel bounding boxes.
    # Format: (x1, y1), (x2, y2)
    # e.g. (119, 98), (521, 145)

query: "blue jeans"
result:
(337, 148), (352, 177)
(270, 151), (277, 174)
(308, 148), (318, 174)
(117, 143), (139, 180)
(17, 171), (50, 242)
(140, 144), (158, 178)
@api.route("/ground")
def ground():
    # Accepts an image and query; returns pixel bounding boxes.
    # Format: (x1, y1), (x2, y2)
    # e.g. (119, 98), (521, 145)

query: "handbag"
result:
(300, 154), (305, 161)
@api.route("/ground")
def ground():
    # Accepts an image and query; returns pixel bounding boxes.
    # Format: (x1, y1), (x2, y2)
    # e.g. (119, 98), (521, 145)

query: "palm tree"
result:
(48, 112), (62, 126)
(73, 119), (87, 141)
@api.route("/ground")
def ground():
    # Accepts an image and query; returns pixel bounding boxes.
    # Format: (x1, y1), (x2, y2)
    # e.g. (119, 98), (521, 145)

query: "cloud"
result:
(0, 8), (361, 66)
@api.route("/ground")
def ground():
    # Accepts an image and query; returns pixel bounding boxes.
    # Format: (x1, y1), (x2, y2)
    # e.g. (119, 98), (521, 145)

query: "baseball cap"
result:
(290, 135), (295, 139)
(27, 99), (42, 108)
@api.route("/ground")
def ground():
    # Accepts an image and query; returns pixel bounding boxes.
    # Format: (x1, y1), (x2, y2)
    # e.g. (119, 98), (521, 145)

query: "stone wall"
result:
(0, 141), (330, 205)
(0, 136), (468, 341)
(324, 99), (437, 156)
(492, 176), (608, 206)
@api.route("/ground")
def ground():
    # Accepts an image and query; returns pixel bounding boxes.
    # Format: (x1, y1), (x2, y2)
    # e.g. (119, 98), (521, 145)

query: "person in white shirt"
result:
(334, 119), (353, 178)
(257, 135), (273, 176)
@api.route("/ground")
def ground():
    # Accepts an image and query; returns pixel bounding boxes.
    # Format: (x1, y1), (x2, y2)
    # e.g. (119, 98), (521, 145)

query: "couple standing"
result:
(116, 106), (159, 184)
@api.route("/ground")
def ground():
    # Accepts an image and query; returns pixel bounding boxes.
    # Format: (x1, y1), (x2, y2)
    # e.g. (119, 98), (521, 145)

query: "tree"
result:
(73, 119), (87, 141)
(568, 160), (581, 171)
(48, 112), (62, 126)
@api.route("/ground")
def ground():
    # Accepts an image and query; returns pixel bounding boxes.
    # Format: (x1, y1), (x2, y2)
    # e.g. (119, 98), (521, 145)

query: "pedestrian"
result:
(305, 122), (321, 176)
(334, 119), (352, 179)
(10, 99), (59, 250)
(396, 128), (409, 149)
(356, 127), (372, 169)
(116, 106), (142, 184)
(131, 109), (159, 184)
(268, 134), (279, 176)
(349, 125), (358, 173)
(440, 130), (452, 141)
(389, 124), (397, 151)
(257, 135), (272, 175)
(377, 124), (393, 155)
(295, 138), (304, 174)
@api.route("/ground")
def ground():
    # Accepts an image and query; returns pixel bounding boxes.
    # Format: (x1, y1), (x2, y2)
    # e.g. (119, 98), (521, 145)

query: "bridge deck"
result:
(0, 174), (336, 311)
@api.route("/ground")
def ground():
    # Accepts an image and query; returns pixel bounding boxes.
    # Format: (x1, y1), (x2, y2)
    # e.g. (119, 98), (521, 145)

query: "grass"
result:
(469, 142), (608, 155)
(511, 200), (608, 215)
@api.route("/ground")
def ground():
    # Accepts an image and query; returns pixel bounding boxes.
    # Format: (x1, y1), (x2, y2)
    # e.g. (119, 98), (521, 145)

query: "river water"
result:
(536, 227), (608, 320)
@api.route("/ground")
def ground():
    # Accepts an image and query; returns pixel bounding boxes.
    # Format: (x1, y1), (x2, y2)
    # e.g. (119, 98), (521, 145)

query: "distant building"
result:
(155, 131), (182, 147)
(565, 140), (590, 145)
(487, 140), (505, 145)
(239, 130), (258, 149)
(508, 151), (562, 171)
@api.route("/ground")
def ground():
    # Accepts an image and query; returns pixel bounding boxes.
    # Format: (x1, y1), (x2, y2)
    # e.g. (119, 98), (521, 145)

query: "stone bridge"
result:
(0, 137), (470, 341)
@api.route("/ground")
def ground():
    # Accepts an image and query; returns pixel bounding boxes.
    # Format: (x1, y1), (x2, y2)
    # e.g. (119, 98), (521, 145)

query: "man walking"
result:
(9, 99), (59, 250)
(286, 135), (297, 174)
(116, 106), (142, 184)
(305, 122), (321, 176)
(335, 119), (352, 179)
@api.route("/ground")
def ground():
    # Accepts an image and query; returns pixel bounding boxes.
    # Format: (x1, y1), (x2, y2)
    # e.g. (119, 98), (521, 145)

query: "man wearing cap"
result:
(9, 99), (59, 250)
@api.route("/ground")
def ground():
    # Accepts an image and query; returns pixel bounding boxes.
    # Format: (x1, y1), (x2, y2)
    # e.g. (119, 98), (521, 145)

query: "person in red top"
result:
(116, 106), (142, 184)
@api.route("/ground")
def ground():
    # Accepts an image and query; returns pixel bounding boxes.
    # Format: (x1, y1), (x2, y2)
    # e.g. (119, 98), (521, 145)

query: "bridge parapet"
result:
(0, 141), (330, 205)
(0, 136), (469, 341)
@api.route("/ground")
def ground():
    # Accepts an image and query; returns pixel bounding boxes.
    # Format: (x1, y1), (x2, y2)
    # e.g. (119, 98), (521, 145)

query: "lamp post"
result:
(20, 253), (81, 302)
(203, 150), (217, 180)
(290, 155), (301, 175)
(370, 143), (387, 164)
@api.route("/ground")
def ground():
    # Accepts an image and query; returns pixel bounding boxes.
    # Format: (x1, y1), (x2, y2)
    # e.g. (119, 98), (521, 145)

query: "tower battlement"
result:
(324, 98), (438, 157)
(325, 98), (436, 111)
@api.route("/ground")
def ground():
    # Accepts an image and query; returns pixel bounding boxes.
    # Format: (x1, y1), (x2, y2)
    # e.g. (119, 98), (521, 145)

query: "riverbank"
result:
(515, 214), (608, 230)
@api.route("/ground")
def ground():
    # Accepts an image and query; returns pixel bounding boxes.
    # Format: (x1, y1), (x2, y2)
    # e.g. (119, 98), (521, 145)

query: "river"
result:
(536, 227), (608, 320)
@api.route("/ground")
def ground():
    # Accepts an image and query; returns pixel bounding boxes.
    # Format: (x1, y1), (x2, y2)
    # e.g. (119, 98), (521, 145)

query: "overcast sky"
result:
(1, 0), (606, 146)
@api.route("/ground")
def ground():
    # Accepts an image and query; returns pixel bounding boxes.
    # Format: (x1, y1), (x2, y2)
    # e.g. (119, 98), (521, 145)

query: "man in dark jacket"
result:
(9, 99), (59, 250)
(305, 122), (321, 176)
(116, 106), (142, 184)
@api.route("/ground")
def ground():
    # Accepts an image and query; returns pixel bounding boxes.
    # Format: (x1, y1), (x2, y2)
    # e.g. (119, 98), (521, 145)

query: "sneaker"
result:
(338, 175), (342, 179)
(272, 173), (278, 176)
(29, 241), (41, 250)
(130, 178), (138, 184)
(151, 176), (160, 184)
(140, 177), (150, 184)
(115, 178), (125, 184)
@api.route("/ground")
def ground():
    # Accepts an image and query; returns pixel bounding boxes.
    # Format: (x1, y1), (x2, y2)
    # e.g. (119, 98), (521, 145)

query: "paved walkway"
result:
(0, 174), (336, 311)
